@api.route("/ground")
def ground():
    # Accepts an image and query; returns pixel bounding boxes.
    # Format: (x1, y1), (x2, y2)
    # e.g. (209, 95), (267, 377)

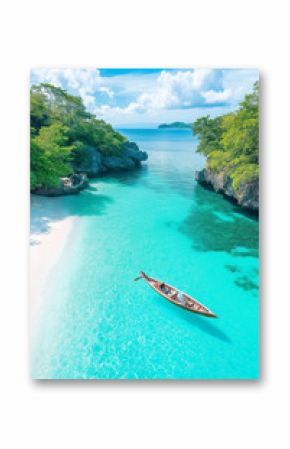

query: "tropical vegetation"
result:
(192, 81), (259, 190)
(30, 83), (126, 189)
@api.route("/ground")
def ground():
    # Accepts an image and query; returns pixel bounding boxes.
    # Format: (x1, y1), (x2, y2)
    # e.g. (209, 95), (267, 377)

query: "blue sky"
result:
(31, 68), (258, 128)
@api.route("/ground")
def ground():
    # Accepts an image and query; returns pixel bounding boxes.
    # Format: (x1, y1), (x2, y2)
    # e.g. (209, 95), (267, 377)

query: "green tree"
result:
(30, 91), (51, 134)
(30, 83), (128, 190)
(31, 123), (74, 189)
(192, 115), (224, 156)
(192, 82), (259, 192)
(221, 81), (259, 162)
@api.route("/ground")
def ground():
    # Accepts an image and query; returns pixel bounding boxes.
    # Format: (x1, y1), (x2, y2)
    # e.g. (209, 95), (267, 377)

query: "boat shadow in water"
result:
(181, 312), (232, 344)
(157, 296), (231, 344)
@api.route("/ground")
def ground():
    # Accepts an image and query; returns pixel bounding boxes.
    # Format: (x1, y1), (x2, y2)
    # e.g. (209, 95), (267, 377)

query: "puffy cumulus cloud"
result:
(95, 69), (229, 116)
(30, 68), (114, 108)
(31, 68), (100, 89)
(201, 88), (231, 103)
(99, 86), (114, 98)
(30, 68), (259, 126)
(129, 69), (210, 112)
(221, 69), (259, 103)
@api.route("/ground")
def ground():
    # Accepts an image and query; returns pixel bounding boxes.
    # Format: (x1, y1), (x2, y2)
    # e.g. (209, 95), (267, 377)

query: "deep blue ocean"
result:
(31, 128), (259, 379)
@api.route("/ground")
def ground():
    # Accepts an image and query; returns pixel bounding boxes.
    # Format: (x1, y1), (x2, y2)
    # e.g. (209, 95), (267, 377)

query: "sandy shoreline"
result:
(29, 216), (76, 324)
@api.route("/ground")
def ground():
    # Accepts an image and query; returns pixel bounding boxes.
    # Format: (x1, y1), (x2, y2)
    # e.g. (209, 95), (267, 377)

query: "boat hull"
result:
(136, 272), (217, 318)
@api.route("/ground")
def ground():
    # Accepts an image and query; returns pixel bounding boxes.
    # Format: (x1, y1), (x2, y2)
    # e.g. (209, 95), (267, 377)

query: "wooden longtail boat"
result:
(134, 271), (217, 318)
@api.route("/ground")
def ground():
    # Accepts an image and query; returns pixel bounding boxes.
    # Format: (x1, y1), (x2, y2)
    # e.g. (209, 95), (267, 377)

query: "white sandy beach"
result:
(29, 216), (76, 324)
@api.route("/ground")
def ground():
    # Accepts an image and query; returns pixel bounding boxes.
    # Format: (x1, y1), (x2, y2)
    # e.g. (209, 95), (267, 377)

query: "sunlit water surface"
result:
(31, 128), (259, 379)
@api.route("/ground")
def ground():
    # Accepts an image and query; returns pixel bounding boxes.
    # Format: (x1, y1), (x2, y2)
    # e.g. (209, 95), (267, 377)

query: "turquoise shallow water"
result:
(31, 128), (259, 379)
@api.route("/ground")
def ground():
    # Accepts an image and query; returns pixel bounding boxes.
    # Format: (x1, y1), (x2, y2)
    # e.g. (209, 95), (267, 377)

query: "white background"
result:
(0, 1), (289, 448)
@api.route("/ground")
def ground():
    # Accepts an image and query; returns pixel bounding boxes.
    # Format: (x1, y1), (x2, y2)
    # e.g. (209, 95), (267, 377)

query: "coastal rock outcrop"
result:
(72, 141), (148, 177)
(195, 168), (259, 212)
(32, 173), (89, 197)
(32, 141), (148, 197)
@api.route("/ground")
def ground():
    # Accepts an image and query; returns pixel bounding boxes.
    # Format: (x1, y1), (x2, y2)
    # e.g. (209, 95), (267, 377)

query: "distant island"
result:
(158, 122), (192, 129)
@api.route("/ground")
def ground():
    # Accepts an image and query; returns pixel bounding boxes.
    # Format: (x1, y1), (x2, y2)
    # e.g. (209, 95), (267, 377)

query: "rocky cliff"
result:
(32, 173), (89, 197)
(72, 141), (148, 177)
(32, 141), (148, 196)
(195, 168), (259, 212)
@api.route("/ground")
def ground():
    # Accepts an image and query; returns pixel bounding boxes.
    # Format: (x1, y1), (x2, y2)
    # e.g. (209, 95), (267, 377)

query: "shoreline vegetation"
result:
(192, 82), (259, 212)
(30, 83), (148, 196)
(30, 81), (259, 210)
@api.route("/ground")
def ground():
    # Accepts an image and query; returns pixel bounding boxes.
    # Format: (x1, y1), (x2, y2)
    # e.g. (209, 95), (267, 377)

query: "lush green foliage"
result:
(31, 124), (74, 188)
(30, 83), (126, 189)
(192, 82), (259, 191)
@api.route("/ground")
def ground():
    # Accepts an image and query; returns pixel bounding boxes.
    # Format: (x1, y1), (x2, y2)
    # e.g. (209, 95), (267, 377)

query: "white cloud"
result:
(221, 69), (259, 104)
(201, 88), (231, 103)
(123, 69), (214, 112)
(95, 69), (228, 116)
(31, 68), (259, 126)
(31, 68), (100, 88)
(99, 86), (114, 98)
(30, 68), (115, 108)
